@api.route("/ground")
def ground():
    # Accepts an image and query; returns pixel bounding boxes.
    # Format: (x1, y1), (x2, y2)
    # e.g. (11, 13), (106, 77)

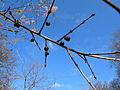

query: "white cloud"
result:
(88, 75), (96, 81)
(48, 42), (54, 49)
(89, 75), (93, 79)
(51, 82), (73, 90)
(52, 82), (62, 88)
(48, 42), (57, 50)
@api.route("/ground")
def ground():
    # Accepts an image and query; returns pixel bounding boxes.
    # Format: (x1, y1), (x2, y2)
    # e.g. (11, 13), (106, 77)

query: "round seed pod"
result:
(44, 46), (49, 51)
(14, 23), (20, 28)
(44, 64), (46, 67)
(14, 20), (21, 28)
(30, 39), (35, 42)
(60, 41), (64, 46)
(64, 36), (71, 41)
(46, 22), (51, 26)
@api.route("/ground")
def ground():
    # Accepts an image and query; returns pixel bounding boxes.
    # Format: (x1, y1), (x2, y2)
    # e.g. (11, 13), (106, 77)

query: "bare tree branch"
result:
(30, 31), (41, 50)
(103, 0), (120, 13)
(57, 13), (96, 42)
(39, 0), (56, 34)
(87, 51), (120, 55)
(0, 80), (10, 88)
(78, 54), (96, 79)
(66, 49), (96, 90)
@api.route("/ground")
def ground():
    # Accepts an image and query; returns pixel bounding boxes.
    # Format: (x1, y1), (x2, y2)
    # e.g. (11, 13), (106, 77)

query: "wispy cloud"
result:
(51, 82), (72, 89)
(48, 42), (57, 50)
(52, 82), (63, 88)
(88, 75), (94, 79)
(88, 75), (96, 82)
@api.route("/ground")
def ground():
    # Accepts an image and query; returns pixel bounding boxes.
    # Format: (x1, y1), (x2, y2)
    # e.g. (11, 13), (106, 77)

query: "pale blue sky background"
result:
(2, 0), (120, 90)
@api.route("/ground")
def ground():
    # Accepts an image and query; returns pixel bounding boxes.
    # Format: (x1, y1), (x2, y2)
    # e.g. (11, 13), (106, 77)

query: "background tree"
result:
(0, 0), (56, 89)
(109, 78), (120, 90)
(88, 81), (109, 90)
(13, 60), (51, 90)
(0, 31), (16, 89)
(108, 29), (120, 90)
(88, 29), (120, 90)
(110, 30), (120, 78)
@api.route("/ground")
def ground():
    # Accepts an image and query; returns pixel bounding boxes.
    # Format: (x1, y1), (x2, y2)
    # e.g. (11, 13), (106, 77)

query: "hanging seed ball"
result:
(94, 76), (97, 79)
(44, 46), (49, 51)
(44, 64), (46, 67)
(46, 22), (51, 26)
(64, 36), (71, 41)
(45, 52), (49, 56)
(14, 23), (20, 28)
(30, 39), (35, 42)
(14, 20), (21, 28)
(60, 41), (64, 46)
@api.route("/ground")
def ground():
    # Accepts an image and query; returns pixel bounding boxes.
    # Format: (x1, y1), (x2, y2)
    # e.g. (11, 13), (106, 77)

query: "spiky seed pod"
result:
(64, 36), (71, 41)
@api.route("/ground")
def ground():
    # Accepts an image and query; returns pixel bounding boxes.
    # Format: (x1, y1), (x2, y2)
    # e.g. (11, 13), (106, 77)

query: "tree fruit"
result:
(14, 20), (21, 28)
(45, 52), (49, 56)
(64, 36), (71, 41)
(44, 46), (49, 51)
(60, 41), (64, 46)
(46, 22), (51, 26)
(30, 39), (35, 42)
(14, 23), (20, 28)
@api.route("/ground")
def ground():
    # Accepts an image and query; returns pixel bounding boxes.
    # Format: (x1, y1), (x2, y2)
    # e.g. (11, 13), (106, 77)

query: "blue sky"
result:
(3, 0), (120, 90)
(43, 0), (120, 89)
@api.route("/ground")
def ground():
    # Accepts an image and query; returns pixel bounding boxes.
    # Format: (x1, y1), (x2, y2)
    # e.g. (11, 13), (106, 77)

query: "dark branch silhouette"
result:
(103, 0), (120, 13)
(57, 13), (95, 42)
(78, 54), (96, 79)
(30, 31), (41, 50)
(39, 0), (56, 34)
(66, 49), (96, 90)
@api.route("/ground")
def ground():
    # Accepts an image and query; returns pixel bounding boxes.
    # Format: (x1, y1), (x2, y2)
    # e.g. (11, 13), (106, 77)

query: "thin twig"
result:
(78, 54), (96, 79)
(77, 54), (87, 62)
(4, 7), (10, 15)
(24, 66), (34, 90)
(87, 54), (120, 61)
(83, 55), (96, 79)
(87, 51), (120, 55)
(44, 39), (48, 67)
(30, 31), (41, 50)
(66, 49), (96, 90)
(24, 78), (27, 90)
(0, 80), (10, 88)
(44, 52), (47, 67)
(39, 0), (56, 34)
(103, 0), (120, 13)
(9, 11), (16, 21)
(57, 13), (95, 42)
